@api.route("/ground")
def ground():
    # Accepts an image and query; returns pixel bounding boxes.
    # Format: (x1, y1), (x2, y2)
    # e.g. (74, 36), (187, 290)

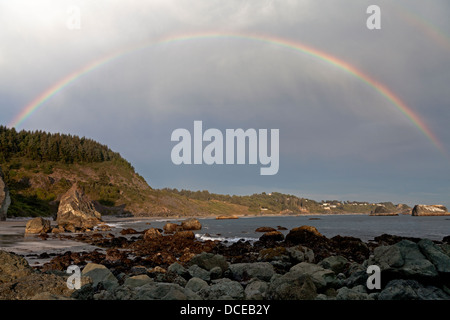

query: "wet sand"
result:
(0, 218), (102, 266)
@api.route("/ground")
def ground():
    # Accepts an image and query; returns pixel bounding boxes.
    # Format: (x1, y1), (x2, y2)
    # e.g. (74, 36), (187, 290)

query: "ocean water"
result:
(1, 214), (449, 265)
(107, 214), (450, 243)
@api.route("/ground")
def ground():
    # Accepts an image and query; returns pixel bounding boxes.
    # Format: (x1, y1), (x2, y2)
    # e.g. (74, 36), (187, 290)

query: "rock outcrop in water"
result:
(0, 166), (11, 221)
(56, 184), (102, 232)
(412, 205), (450, 216)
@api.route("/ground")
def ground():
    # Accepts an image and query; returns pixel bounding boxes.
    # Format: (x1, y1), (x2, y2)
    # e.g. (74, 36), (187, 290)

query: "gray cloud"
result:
(1, 0), (449, 206)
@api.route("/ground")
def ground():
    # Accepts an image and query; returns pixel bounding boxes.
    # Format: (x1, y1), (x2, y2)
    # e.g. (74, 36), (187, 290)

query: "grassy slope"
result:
(2, 158), (253, 218)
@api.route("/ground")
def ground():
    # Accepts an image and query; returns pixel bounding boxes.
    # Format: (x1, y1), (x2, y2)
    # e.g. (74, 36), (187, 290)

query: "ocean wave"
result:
(195, 233), (258, 243)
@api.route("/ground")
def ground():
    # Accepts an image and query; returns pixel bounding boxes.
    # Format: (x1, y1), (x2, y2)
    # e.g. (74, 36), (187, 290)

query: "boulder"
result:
(168, 262), (190, 279)
(97, 282), (200, 300)
(259, 231), (284, 242)
(185, 277), (209, 293)
(336, 285), (370, 300)
(258, 247), (290, 263)
(418, 239), (450, 274)
(378, 279), (450, 300)
(0, 272), (73, 300)
(120, 228), (139, 235)
(82, 263), (119, 290)
(187, 252), (228, 273)
(267, 271), (317, 300)
(143, 228), (162, 241)
(56, 184), (102, 232)
(123, 275), (153, 288)
(0, 251), (33, 283)
(188, 265), (210, 282)
(229, 262), (275, 282)
(174, 230), (195, 240)
(245, 279), (268, 300)
(25, 217), (52, 234)
(319, 255), (349, 274)
(368, 240), (438, 281)
(290, 262), (337, 290)
(285, 225), (327, 247)
(199, 278), (244, 300)
(0, 167), (11, 221)
(412, 204), (449, 216)
(287, 245), (315, 263)
(181, 218), (202, 231)
(163, 222), (181, 234)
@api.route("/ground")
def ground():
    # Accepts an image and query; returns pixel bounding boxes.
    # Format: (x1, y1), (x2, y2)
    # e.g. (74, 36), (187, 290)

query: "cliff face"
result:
(412, 205), (450, 216)
(0, 167), (11, 221)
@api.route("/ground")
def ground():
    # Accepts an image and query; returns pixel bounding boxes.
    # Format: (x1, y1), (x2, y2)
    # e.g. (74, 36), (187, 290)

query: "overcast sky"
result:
(1, 0), (449, 207)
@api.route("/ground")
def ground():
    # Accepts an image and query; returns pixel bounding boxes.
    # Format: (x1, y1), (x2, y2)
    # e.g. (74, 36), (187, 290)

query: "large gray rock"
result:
(267, 271), (317, 300)
(56, 184), (102, 232)
(187, 252), (228, 273)
(418, 239), (450, 274)
(370, 244), (404, 270)
(378, 279), (450, 300)
(228, 262), (275, 282)
(0, 167), (10, 221)
(368, 240), (438, 280)
(336, 285), (371, 300)
(185, 277), (209, 293)
(199, 278), (244, 300)
(95, 282), (201, 300)
(244, 279), (268, 300)
(287, 245), (315, 263)
(82, 263), (118, 290)
(168, 262), (190, 279)
(188, 264), (210, 282)
(290, 262), (337, 290)
(412, 204), (449, 216)
(319, 255), (349, 274)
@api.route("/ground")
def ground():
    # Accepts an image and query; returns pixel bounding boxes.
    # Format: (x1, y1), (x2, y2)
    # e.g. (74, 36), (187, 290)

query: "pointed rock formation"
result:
(56, 184), (102, 232)
(0, 167), (11, 221)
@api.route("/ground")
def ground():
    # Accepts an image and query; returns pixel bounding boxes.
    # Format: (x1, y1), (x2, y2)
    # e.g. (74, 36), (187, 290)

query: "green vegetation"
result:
(0, 125), (133, 169)
(0, 126), (145, 217)
(162, 189), (307, 214)
(0, 126), (405, 218)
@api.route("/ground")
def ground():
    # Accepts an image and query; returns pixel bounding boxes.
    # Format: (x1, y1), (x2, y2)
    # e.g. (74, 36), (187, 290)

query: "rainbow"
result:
(391, 2), (450, 52)
(8, 32), (446, 154)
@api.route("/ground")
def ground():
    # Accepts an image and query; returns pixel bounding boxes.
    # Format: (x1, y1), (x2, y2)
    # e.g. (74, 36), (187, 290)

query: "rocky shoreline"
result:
(1, 222), (450, 300)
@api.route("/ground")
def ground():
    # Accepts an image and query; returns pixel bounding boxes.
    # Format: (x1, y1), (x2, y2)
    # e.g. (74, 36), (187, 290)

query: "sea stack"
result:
(56, 183), (102, 232)
(0, 166), (11, 221)
(411, 204), (450, 216)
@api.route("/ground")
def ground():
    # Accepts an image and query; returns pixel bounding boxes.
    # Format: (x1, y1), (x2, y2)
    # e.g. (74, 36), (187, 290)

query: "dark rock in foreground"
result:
(3, 224), (450, 301)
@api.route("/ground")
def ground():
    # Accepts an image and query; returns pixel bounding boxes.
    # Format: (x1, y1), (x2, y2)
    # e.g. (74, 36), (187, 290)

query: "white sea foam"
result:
(195, 233), (258, 243)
